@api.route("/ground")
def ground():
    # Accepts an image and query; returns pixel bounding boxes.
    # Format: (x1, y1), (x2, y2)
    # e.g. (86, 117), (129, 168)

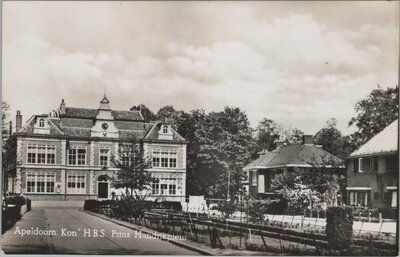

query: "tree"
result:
(130, 104), (157, 122)
(349, 85), (398, 146)
(314, 118), (355, 159)
(198, 107), (253, 199)
(253, 118), (303, 157)
(111, 139), (156, 196)
(156, 105), (186, 130)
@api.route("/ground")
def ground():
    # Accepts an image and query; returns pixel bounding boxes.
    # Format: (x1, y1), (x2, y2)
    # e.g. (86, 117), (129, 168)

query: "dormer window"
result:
(39, 118), (45, 127)
(162, 125), (168, 134)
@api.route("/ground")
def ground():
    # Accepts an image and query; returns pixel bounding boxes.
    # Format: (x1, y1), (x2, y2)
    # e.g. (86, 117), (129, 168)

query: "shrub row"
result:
(83, 199), (182, 212)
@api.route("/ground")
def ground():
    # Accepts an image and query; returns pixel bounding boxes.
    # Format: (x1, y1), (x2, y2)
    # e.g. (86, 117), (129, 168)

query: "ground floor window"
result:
(26, 172), (55, 193)
(349, 191), (368, 206)
(151, 177), (183, 196)
(67, 175), (86, 194)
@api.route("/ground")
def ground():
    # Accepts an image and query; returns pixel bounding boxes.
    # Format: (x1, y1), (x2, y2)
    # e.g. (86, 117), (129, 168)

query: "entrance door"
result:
(97, 175), (109, 199)
(98, 182), (108, 198)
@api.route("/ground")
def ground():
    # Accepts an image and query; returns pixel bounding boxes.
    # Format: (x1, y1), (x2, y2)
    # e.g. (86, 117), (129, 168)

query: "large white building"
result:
(5, 96), (187, 202)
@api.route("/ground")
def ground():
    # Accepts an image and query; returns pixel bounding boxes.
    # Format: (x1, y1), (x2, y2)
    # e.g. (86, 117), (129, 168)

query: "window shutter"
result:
(258, 174), (265, 193)
(354, 159), (359, 173)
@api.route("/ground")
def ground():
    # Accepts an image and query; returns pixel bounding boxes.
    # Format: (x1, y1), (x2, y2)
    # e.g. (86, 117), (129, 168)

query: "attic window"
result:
(39, 118), (45, 127)
(162, 125), (168, 134)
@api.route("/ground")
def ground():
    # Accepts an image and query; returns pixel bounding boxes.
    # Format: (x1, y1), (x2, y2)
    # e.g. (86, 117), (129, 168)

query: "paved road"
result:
(1, 208), (200, 255)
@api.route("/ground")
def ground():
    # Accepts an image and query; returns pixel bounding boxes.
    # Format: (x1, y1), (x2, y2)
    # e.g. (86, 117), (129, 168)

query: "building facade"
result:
(5, 97), (187, 202)
(346, 120), (398, 213)
(243, 135), (344, 200)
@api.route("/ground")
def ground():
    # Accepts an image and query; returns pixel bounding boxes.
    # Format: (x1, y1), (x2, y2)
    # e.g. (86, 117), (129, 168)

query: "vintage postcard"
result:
(1, 1), (399, 256)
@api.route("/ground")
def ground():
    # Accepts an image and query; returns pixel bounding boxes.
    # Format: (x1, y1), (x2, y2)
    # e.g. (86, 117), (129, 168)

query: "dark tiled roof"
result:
(244, 144), (343, 170)
(62, 127), (91, 137)
(64, 107), (97, 118)
(61, 118), (94, 128)
(111, 110), (143, 121)
(114, 121), (151, 131)
(63, 107), (144, 121)
(119, 130), (146, 140)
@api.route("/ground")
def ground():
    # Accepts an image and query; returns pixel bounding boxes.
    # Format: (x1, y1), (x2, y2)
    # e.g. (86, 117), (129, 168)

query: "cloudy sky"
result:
(3, 1), (399, 135)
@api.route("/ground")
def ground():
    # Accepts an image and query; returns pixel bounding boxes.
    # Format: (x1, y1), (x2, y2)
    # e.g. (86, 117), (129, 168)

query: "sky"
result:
(2, 1), (399, 135)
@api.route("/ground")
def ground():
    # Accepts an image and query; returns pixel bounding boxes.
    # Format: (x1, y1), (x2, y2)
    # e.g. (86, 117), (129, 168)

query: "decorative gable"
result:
(158, 125), (173, 140)
(90, 95), (119, 138)
(33, 116), (50, 134)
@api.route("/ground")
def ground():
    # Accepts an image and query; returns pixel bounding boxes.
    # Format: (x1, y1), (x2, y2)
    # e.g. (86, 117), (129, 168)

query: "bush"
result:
(83, 199), (99, 211)
(247, 200), (268, 222)
(326, 206), (353, 249)
(7, 195), (26, 206)
(2, 205), (22, 234)
(217, 200), (237, 219)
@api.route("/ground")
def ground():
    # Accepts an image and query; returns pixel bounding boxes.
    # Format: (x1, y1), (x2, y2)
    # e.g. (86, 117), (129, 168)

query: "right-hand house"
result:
(346, 119), (398, 215)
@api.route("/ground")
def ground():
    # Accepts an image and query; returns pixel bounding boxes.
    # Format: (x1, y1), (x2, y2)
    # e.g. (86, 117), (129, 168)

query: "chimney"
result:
(275, 142), (285, 150)
(303, 135), (314, 145)
(16, 110), (22, 132)
(9, 121), (12, 136)
(60, 99), (66, 115)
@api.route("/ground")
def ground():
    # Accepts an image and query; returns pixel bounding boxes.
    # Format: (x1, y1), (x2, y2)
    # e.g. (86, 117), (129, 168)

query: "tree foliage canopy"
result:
(349, 85), (398, 146)
(111, 139), (156, 196)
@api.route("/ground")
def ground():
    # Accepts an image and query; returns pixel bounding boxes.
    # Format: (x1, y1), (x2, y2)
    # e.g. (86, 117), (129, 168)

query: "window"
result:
(152, 149), (178, 168)
(152, 180), (159, 195)
(27, 145), (56, 164)
(349, 191), (368, 206)
(169, 151), (177, 168)
(151, 177), (183, 196)
(169, 184), (176, 195)
(160, 184), (168, 195)
(26, 173), (55, 193)
(152, 150), (160, 167)
(386, 155), (398, 171)
(47, 146), (55, 164)
(27, 146), (36, 164)
(100, 148), (109, 166)
(67, 175), (86, 194)
(163, 125), (168, 134)
(68, 148), (86, 166)
(358, 157), (378, 173)
(39, 118), (45, 127)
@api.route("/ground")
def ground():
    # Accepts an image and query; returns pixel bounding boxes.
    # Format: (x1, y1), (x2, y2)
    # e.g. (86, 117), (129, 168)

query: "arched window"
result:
(39, 118), (45, 127)
(162, 125), (168, 134)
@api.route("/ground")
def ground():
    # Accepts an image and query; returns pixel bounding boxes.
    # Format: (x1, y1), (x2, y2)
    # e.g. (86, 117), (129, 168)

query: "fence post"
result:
(368, 212), (371, 223)
(378, 212), (382, 223)
(261, 234), (268, 251)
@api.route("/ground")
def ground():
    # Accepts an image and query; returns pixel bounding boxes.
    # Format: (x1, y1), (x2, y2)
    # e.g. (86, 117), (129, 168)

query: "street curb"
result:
(82, 210), (214, 256)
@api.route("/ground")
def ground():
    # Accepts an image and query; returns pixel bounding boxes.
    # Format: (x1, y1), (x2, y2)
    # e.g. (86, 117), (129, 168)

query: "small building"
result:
(346, 120), (398, 212)
(4, 96), (187, 202)
(243, 135), (344, 200)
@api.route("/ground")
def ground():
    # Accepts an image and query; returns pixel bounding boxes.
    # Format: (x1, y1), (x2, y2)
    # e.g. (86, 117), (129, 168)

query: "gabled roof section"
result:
(144, 122), (186, 143)
(63, 107), (144, 121)
(17, 116), (64, 136)
(350, 119), (398, 157)
(244, 144), (343, 171)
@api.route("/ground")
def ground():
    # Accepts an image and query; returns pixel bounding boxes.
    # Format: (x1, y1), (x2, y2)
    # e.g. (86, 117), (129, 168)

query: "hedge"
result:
(2, 205), (22, 234)
(83, 199), (182, 212)
(326, 206), (353, 249)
